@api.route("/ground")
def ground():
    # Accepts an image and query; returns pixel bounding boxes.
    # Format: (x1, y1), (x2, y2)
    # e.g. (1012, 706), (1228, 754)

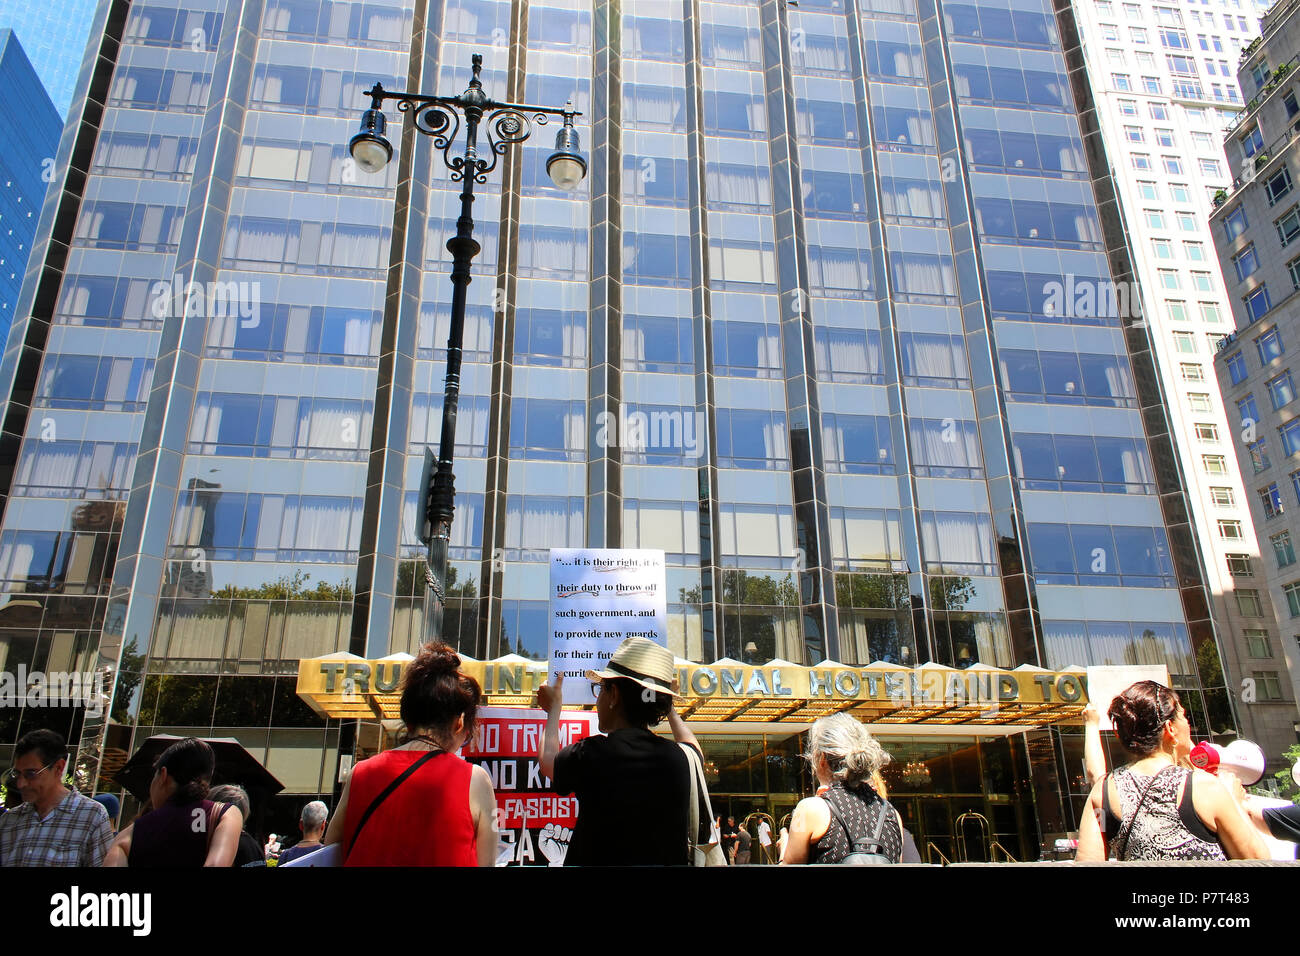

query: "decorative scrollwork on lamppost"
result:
(348, 53), (587, 643)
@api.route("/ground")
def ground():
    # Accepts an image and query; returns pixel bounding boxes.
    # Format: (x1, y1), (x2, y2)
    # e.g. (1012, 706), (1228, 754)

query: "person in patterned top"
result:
(1076, 680), (1267, 861)
(0, 730), (112, 867)
(779, 713), (902, 864)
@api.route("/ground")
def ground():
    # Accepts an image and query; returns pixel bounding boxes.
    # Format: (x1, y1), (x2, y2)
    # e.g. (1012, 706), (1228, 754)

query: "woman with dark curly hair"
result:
(1076, 680), (1266, 861)
(104, 737), (244, 867)
(323, 642), (496, 866)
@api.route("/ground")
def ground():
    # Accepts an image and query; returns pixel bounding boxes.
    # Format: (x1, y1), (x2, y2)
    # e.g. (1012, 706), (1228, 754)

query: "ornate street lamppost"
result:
(348, 53), (586, 642)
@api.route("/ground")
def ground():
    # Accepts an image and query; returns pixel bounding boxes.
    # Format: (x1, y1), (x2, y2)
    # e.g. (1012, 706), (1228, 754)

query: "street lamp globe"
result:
(350, 108), (393, 174)
(546, 116), (587, 190)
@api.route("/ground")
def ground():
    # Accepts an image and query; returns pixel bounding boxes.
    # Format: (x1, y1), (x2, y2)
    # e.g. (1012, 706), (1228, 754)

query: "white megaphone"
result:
(1188, 740), (1266, 786)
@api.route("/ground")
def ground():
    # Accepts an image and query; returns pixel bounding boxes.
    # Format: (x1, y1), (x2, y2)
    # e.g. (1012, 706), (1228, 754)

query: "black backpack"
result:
(824, 793), (900, 865)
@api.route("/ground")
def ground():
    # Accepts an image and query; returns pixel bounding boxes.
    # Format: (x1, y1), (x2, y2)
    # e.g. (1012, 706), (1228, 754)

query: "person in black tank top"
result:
(781, 713), (901, 864)
(1076, 680), (1267, 861)
(104, 738), (245, 867)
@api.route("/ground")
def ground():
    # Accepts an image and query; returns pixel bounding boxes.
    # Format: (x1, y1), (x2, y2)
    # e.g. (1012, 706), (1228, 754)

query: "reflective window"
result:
(1224, 205), (1248, 239)
(1257, 328), (1284, 363)
(1226, 351), (1247, 385)
(1248, 438), (1271, 472)
(1281, 419), (1300, 457)
(715, 409), (789, 469)
(1242, 629), (1274, 658)
(1271, 531), (1296, 568)
(823, 414), (894, 474)
(1263, 371), (1294, 408)
(1246, 286), (1272, 322)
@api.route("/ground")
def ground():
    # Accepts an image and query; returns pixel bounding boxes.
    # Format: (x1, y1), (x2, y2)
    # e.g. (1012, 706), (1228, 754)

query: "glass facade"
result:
(0, 0), (1233, 849)
(0, 31), (60, 346)
(0, 0), (99, 117)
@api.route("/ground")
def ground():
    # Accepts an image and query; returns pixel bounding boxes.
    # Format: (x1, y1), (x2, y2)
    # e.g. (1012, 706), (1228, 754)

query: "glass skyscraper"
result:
(0, 0), (1237, 852)
(0, 0), (99, 118)
(0, 31), (60, 347)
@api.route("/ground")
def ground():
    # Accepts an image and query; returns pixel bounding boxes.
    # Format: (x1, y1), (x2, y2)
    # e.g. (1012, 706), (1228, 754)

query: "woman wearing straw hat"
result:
(539, 636), (703, 866)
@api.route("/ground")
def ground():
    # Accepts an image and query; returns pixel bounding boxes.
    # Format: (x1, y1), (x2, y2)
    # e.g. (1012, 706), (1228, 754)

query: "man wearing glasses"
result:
(0, 730), (112, 866)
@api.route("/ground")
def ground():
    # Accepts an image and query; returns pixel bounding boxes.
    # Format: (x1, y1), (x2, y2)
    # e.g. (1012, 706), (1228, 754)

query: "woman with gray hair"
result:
(207, 784), (264, 867)
(779, 713), (902, 864)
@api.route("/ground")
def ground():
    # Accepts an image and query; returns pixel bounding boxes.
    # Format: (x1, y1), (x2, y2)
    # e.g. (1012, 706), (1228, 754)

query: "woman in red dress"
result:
(324, 642), (496, 866)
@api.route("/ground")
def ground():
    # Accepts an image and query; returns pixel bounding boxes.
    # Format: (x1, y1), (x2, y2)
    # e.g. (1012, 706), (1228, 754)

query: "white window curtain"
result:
(263, 3), (292, 32)
(412, 395), (489, 450)
(102, 133), (148, 171)
(104, 359), (133, 404)
(125, 280), (152, 323)
(256, 495), (285, 551)
(343, 312), (375, 357)
(629, 85), (677, 125)
(0, 538), (37, 584)
(800, 36), (847, 72)
(756, 325), (781, 370)
(1073, 209), (1101, 244)
(623, 321), (646, 363)
(1058, 140), (1084, 172)
(921, 511), (995, 572)
(1104, 359), (1135, 398)
(564, 404), (585, 455)
(625, 500), (690, 553)
(562, 316), (585, 360)
(815, 247), (865, 291)
(745, 96), (767, 133)
(110, 75), (139, 102)
(506, 496), (577, 550)
(720, 503), (790, 560)
(296, 399), (362, 453)
(883, 178), (941, 219)
(910, 418), (979, 472)
(891, 253), (955, 296)
(255, 69), (285, 105)
(283, 305), (313, 355)
(972, 616), (1012, 667)
(281, 604), (341, 661)
(709, 164), (764, 206)
(760, 414), (789, 462)
(190, 395), (221, 450)
(907, 111), (935, 146)
(166, 605), (230, 660)
(902, 333), (963, 380)
(449, 494), (481, 550)
(17, 443), (79, 493)
(62, 283), (93, 318)
(366, 9), (403, 43)
(888, 46), (923, 79)
(710, 28), (757, 64)
(288, 496), (353, 553)
(323, 225), (383, 270)
(1043, 621), (1091, 668)
(91, 442), (133, 494)
(227, 218), (288, 264)
(818, 329), (876, 377)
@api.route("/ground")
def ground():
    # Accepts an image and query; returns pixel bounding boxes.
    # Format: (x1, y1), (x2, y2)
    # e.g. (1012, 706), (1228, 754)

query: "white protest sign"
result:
(549, 548), (667, 705)
(1085, 665), (1170, 731)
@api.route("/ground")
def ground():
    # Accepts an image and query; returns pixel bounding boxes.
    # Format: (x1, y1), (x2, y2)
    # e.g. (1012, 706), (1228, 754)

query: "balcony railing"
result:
(1224, 56), (1298, 139)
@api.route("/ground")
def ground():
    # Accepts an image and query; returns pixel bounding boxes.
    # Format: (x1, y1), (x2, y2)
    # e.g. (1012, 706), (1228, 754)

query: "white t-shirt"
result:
(757, 820), (772, 847)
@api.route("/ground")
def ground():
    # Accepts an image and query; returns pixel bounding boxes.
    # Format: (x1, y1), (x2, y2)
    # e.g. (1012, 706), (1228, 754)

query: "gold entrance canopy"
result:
(296, 654), (1088, 727)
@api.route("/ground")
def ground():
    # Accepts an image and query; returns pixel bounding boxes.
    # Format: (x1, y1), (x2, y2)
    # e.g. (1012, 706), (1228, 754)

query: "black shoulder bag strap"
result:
(349, 749), (442, 856)
(826, 791), (895, 859)
(1111, 769), (1162, 861)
